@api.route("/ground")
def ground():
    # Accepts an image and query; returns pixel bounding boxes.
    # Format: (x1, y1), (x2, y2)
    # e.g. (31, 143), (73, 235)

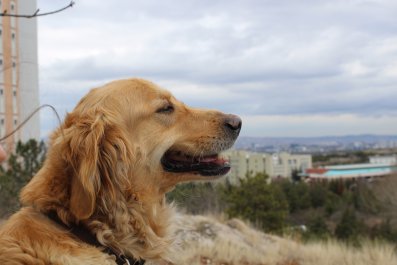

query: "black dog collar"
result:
(46, 211), (145, 265)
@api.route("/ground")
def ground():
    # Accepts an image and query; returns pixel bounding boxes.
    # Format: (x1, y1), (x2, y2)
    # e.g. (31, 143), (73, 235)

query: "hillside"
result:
(150, 214), (397, 265)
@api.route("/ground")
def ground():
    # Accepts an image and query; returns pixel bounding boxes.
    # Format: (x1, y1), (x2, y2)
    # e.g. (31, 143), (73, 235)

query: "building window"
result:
(14, 119), (17, 125)
(0, 59), (2, 65)
(1, 119), (4, 125)
(0, 29), (2, 36)
(11, 33), (15, 39)
(11, 4), (14, 11)
(13, 90), (16, 97)
(0, 89), (3, 95)
(12, 61), (16, 67)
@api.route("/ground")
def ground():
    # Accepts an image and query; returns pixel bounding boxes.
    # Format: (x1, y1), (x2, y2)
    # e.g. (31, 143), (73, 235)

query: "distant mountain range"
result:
(235, 134), (397, 149)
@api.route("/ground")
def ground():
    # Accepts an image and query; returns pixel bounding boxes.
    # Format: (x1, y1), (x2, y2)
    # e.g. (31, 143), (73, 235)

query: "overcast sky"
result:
(37, 0), (397, 137)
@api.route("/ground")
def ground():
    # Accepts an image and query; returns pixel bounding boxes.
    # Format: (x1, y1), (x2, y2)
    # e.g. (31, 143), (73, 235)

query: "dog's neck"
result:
(20, 163), (175, 262)
(85, 193), (175, 261)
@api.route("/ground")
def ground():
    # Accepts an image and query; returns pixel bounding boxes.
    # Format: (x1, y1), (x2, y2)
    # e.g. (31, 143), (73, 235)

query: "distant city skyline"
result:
(236, 134), (397, 153)
(37, 0), (397, 138)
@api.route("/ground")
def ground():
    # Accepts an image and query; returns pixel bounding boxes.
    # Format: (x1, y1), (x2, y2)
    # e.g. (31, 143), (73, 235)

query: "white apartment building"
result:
(369, 155), (397, 165)
(222, 150), (312, 185)
(0, 0), (39, 149)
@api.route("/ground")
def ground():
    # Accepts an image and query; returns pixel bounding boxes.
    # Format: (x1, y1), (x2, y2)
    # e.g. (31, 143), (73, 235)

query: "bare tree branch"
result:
(0, 1), (74, 18)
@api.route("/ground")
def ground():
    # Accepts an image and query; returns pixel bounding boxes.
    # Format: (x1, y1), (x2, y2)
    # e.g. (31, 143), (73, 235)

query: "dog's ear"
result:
(63, 109), (130, 220)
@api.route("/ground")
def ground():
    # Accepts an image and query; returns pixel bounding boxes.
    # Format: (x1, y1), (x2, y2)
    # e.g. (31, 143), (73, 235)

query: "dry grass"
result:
(3, 214), (396, 265)
(272, 239), (397, 265)
(147, 214), (397, 265)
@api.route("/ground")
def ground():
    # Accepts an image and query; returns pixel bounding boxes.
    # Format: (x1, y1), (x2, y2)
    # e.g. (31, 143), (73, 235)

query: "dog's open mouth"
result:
(161, 150), (230, 176)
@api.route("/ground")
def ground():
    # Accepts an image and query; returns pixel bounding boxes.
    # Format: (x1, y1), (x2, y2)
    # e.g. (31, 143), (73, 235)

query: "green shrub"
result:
(304, 214), (330, 240)
(222, 173), (289, 233)
(335, 208), (363, 244)
(167, 182), (224, 214)
(309, 182), (328, 208)
(279, 180), (311, 212)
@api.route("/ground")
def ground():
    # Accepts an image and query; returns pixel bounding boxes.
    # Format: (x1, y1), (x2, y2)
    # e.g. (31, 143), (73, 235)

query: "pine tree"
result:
(0, 139), (46, 217)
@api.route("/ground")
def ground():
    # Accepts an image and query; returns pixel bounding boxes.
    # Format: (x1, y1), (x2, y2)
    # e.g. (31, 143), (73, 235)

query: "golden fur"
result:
(0, 79), (240, 264)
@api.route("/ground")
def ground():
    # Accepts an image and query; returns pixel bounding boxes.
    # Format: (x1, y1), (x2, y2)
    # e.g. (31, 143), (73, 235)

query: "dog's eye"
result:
(156, 104), (174, 114)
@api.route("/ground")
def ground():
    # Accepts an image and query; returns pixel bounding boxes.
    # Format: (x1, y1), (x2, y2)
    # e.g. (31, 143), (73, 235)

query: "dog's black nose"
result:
(224, 114), (242, 134)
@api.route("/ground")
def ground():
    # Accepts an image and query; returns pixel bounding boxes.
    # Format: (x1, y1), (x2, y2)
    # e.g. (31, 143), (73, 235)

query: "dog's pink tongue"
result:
(199, 155), (228, 165)
(199, 155), (218, 162)
(167, 152), (228, 165)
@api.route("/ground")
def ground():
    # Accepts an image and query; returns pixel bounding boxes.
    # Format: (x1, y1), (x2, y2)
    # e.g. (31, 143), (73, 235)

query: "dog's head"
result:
(21, 79), (241, 221)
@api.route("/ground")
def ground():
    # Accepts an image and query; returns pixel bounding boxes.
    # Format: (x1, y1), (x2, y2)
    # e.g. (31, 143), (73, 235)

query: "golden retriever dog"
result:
(0, 79), (241, 264)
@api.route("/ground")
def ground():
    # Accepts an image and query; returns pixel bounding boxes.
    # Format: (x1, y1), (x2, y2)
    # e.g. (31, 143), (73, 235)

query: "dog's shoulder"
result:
(0, 207), (116, 265)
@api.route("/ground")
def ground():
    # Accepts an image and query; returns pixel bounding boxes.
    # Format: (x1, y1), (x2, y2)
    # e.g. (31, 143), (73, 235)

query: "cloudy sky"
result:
(37, 0), (397, 137)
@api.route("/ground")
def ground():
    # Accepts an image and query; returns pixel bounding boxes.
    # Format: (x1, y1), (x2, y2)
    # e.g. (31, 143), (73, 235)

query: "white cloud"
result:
(36, 0), (397, 137)
(342, 61), (372, 77)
